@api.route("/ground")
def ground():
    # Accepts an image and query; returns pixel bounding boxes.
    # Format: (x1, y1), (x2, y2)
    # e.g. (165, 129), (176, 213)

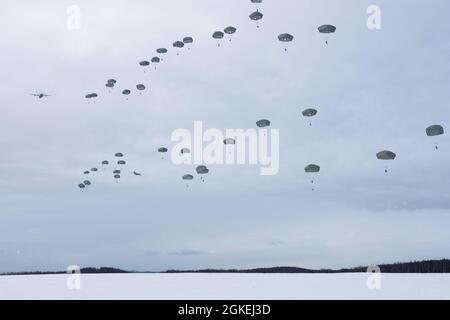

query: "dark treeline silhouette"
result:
(2, 259), (450, 276)
(1, 267), (128, 276)
(166, 259), (450, 274)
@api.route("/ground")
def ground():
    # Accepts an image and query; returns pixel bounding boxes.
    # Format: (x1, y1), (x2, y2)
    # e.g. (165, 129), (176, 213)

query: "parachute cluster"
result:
(81, 1), (339, 103)
(76, 1), (446, 192)
(77, 152), (142, 191)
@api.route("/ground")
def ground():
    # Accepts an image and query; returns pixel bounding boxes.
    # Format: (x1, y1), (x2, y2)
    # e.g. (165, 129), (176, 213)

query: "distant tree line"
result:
(166, 259), (450, 274)
(2, 259), (450, 276)
(1, 267), (128, 276)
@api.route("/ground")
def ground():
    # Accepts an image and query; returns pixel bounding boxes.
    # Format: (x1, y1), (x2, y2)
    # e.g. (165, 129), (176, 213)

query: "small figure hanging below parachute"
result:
(426, 125), (444, 150)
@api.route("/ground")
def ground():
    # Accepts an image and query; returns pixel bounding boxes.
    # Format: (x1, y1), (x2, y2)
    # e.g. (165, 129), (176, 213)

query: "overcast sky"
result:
(1, 0), (450, 273)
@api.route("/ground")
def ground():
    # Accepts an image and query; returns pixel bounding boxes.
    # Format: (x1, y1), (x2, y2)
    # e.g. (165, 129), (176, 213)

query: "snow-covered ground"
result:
(1, 273), (450, 300)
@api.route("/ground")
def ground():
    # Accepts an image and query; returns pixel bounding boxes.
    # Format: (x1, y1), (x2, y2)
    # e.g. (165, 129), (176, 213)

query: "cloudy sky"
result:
(1, 0), (450, 273)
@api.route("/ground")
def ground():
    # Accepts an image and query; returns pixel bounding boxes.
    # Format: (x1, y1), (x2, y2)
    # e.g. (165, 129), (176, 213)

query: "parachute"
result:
(114, 174), (121, 183)
(151, 57), (160, 69)
(83, 171), (90, 175)
(183, 37), (193, 50)
(102, 160), (109, 165)
(158, 147), (168, 159)
(106, 79), (115, 87)
(426, 125), (444, 136)
(213, 31), (224, 47)
(173, 41), (184, 55)
(278, 33), (294, 51)
(139, 60), (150, 72)
(302, 108), (318, 126)
(196, 165), (209, 182)
(115, 152), (124, 158)
(122, 90), (131, 99)
(376, 151), (396, 160)
(224, 26), (237, 41)
(83, 180), (91, 187)
(78, 183), (85, 191)
(249, 10), (263, 28)
(173, 41), (184, 48)
(156, 48), (168, 60)
(117, 160), (126, 165)
(90, 168), (98, 172)
(136, 84), (146, 94)
(223, 138), (236, 145)
(113, 170), (121, 174)
(256, 119), (271, 128)
(85, 93), (98, 103)
(318, 24), (336, 45)
(305, 164), (320, 173)
(376, 150), (396, 173)
(182, 174), (194, 187)
(105, 82), (114, 92)
(305, 164), (320, 191)
(133, 171), (142, 176)
(318, 24), (336, 34)
(426, 125), (445, 150)
(180, 148), (191, 154)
